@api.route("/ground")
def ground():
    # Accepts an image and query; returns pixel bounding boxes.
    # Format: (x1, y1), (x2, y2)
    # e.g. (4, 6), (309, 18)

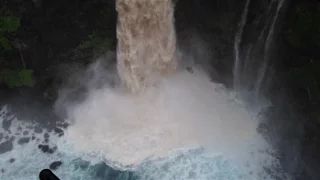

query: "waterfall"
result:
(116, 0), (177, 93)
(233, 0), (284, 97)
(233, 0), (251, 92)
(254, 0), (285, 96)
(0, 0), (293, 179)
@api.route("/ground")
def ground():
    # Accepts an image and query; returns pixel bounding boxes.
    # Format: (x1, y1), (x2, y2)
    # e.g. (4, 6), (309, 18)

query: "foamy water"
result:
(0, 68), (290, 180)
(66, 69), (259, 164)
(59, 67), (288, 179)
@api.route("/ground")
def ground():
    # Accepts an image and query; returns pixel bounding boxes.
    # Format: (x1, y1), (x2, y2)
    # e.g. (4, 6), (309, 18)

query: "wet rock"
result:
(49, 161), (62, 170)
(18, 137), (30, 145)
(9, 136), (15, 142)
(38, 144), (49, 153)
(48, 146), (57, 154)
(0, 140), (13, 154)
(32, 136), (36, 140)
(23, 131), (29, 135)
(2, 119), (12, 131)
(54, 127), (64, 137)
(38, 144), (57, 154)
(45, 138), (49, 143)
(186, 66), (194, 73)
(59, 122), (69, 129)
(44, 133), (49, 139)
(54, 127), (63, 134)
(34, 126), (43, 133)
(9, 158), (15, 163)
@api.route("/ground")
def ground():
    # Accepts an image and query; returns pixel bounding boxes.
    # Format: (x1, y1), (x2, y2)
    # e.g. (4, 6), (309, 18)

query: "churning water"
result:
(0, 65), (290, 180)
(0, 0), (291, 179)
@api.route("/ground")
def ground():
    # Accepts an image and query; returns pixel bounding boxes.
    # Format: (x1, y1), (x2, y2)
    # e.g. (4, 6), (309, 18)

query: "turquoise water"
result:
(0, 70), (290, 180)
(0, 104), (289, 180)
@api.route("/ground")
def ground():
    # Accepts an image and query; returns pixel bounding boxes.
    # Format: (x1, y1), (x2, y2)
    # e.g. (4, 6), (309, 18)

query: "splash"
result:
(0, 0), (291, 179)
(0, 95), (290, 179)
(116, 0), (177, 93)
(0, 106), (133, 180)
(56, 61), (289, 179)
(56, 0), (289, 178)
(65, 68), (258, 165)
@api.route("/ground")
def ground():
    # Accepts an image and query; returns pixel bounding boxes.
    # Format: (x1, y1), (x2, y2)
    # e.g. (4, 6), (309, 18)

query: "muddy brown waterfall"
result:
(116, 0), (177, 93)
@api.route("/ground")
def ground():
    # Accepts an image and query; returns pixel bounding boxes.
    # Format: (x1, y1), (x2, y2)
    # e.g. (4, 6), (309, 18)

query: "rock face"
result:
(116, 0), (178, 93)
(2, 119), (12, 132)
(0, 140), (13, 154)
(38, 144), (57, 154)
(9, 158), (15, 163)
(53, 127), (64, 137)
(17, 137), (30, 145)
(49, 161), (62, 170)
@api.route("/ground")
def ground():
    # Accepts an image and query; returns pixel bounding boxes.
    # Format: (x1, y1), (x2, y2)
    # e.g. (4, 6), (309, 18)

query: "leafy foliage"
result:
(0, 15), (21, 50)
(0, 16), (20, 33)
(70, 32), (113, 60)
(0, 69), (35, 88)
(0, 12), (34, 88)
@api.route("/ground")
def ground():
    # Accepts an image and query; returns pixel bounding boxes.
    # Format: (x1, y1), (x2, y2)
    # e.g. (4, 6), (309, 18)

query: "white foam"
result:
(0, 106), (110, 180)
(0, 68), (291, 179)
(62, 68), (286, 179)
(0, 106), (56, 179)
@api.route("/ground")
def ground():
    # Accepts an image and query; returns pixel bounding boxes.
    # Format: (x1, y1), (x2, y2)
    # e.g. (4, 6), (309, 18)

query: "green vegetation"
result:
(0, 69), (35, 88)
(71, 31), (113, 60)
(0, 14), (20, 50)
(0, 11), (35, 88)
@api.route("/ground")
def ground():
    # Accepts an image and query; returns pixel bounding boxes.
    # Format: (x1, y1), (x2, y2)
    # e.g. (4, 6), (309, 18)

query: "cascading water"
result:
(0, 0), (292, 179)
(254, 0), (284, 96)
(233, 0), (251, 92)
(233, 0), (284, 98)
(116, 0), (177, 93)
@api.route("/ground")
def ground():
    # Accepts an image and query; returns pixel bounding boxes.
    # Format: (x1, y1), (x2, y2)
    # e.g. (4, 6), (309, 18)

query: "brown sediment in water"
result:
(116, 0), (177, 93)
